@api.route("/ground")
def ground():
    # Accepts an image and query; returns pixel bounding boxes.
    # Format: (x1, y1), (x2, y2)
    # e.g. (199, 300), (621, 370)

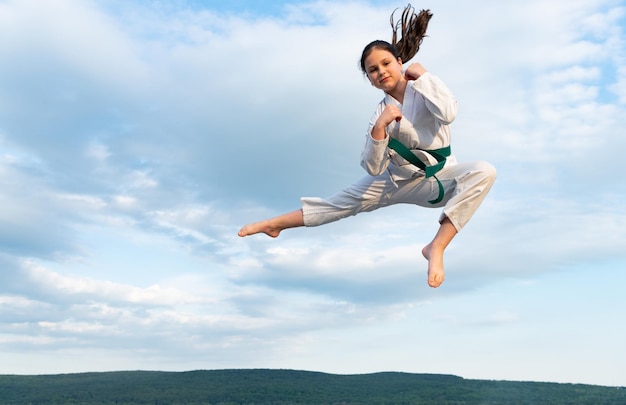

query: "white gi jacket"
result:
(360, 72), (458, 182)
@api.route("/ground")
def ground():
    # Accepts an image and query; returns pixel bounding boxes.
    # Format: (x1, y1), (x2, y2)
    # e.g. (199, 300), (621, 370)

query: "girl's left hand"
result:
(405, 63), (427, 80)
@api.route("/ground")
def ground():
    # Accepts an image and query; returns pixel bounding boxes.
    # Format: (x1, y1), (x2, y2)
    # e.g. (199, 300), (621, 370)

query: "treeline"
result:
(0, 369), (624, 404)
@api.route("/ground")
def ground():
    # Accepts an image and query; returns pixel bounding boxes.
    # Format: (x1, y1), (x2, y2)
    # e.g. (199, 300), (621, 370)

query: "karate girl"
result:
(238, 6), (496, 288)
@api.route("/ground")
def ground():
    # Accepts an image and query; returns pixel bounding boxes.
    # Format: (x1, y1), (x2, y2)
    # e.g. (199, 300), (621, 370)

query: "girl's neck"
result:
(387, 79), (408, 104)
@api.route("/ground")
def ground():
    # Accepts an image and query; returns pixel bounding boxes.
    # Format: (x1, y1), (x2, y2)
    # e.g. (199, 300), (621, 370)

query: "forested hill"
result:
(0, 369), (624, 404)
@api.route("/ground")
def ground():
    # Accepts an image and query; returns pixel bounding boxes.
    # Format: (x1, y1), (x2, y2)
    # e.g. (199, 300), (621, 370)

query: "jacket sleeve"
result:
(411, 72), (458, 125)
(360, 105), (390, 176)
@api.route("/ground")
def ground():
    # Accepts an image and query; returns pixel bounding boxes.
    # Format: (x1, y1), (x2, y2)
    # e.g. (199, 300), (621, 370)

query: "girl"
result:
(238, 6), (496, 288)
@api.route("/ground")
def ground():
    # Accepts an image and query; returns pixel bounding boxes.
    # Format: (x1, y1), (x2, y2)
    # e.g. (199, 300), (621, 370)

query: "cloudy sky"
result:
(1, 0), (625, 388)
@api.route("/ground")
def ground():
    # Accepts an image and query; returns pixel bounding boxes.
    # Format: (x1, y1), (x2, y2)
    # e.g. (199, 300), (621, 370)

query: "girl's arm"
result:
(408, 64), (458, 125)
(360, 104), (403, 176)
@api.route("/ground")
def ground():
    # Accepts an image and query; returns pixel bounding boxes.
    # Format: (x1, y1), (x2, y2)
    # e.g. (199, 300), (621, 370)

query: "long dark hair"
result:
(360, 4), (433, 72)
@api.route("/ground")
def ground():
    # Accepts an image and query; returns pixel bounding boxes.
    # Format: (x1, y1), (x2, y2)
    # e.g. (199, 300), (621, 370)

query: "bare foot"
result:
(238, 210), (304, 238)
(422, 243), (445, 288)
(238, 220), (282, 238)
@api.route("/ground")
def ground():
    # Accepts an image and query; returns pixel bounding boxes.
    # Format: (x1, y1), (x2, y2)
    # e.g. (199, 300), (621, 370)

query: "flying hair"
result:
(390, 4), (433, 64)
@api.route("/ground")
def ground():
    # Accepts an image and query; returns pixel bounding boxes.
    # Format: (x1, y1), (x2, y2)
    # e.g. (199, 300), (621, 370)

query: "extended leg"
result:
(239, 173), (393, 237)
(421, 216), (457, 288)
(238, 209), (304, 238)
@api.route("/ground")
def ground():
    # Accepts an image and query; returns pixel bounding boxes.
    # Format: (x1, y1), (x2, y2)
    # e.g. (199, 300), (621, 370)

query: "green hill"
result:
(0, 369), (624, 404)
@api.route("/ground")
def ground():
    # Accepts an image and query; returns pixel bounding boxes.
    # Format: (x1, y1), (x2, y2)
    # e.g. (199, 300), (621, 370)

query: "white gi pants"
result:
(301, 161), (496, 232)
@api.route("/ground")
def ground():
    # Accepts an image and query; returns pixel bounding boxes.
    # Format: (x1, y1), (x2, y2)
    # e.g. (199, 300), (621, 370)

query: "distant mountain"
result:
(0, 369), (624, 404)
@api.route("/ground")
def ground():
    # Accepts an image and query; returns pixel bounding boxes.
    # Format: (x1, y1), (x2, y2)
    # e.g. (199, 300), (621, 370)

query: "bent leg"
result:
(394, 160), (495, 287)
(424, 160), (495, 287)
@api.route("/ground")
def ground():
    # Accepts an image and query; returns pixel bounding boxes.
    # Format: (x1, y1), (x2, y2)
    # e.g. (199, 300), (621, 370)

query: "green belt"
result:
(387, 138), (451, 204)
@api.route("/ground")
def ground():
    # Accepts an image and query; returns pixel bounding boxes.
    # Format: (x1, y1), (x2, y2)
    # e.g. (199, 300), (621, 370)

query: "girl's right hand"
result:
(379, 105), (403, 126)
(371, 105), (402, 140)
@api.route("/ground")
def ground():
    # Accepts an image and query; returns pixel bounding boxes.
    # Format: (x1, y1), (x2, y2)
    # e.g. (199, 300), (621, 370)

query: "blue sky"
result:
(1, 0), (625, 387)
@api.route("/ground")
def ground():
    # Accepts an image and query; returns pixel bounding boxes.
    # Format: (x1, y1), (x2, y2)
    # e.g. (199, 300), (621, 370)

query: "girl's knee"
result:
(475, 161), (497, 185)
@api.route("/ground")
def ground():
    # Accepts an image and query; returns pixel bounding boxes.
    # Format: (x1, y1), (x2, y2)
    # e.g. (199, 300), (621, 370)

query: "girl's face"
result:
(364, 48), (404, 93)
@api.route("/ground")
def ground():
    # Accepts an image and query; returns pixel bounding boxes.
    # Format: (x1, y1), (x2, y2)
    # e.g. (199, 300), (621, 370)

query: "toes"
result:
(428, 274), (444, 288)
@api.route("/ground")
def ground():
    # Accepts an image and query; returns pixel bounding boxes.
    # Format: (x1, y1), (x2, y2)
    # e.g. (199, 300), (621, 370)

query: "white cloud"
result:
(21, 259), (201, 306)
(112, 194), (138, 209)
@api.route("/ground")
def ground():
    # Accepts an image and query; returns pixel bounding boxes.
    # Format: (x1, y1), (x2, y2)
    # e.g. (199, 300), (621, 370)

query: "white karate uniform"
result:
(301, 72), (496, 232)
